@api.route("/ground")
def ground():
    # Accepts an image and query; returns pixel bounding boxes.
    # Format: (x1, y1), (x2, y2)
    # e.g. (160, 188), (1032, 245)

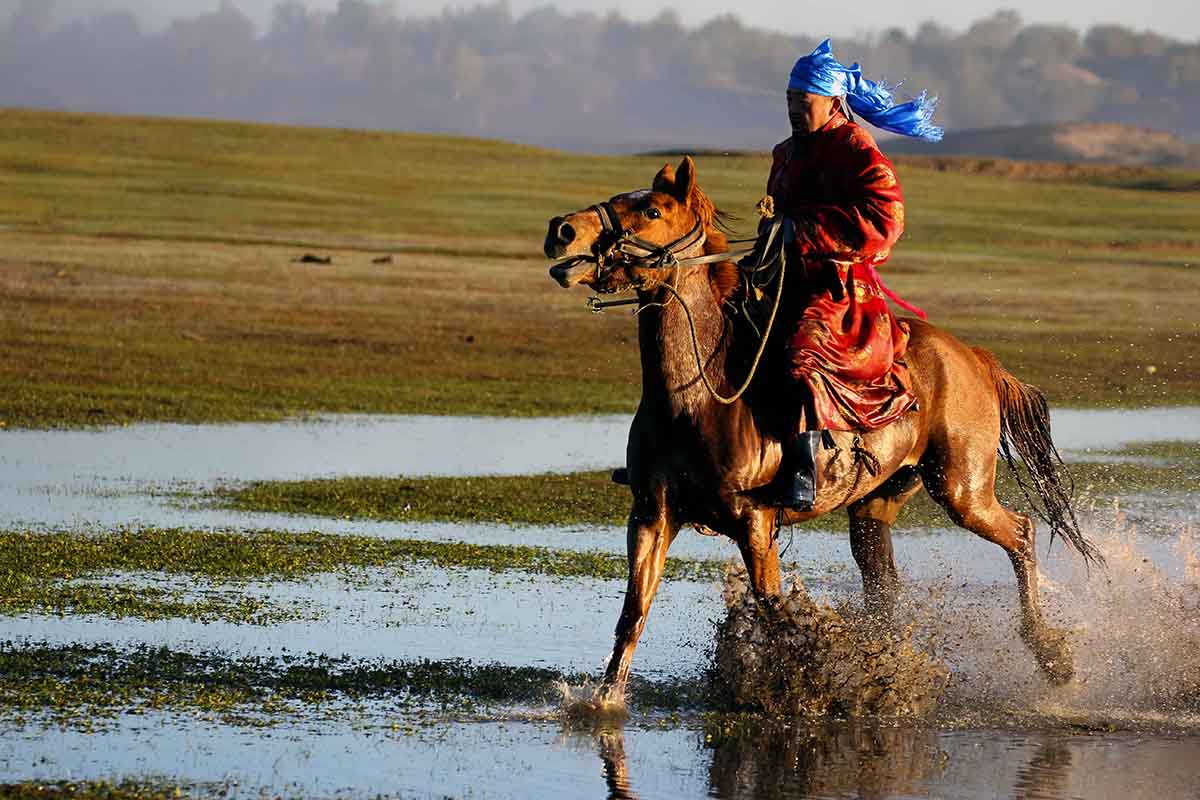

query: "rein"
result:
(574, 205), (787, 405)
(661, 217), (786, 405)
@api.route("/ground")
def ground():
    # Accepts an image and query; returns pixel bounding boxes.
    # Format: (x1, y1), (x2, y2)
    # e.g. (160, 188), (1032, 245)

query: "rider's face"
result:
(787, 90), (837, 135)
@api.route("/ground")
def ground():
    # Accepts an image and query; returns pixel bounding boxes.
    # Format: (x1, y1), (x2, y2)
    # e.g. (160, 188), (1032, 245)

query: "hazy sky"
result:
(20, 0), (1200, 41)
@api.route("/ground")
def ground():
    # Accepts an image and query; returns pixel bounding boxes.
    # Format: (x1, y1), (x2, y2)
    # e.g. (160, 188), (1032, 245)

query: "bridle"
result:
(572, 198), (759, 312)
(590, 200), (710, 266)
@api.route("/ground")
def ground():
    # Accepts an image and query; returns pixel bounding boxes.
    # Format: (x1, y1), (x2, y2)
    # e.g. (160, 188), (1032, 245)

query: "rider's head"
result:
(787, 39), (850, 136)
(786, 90), (838, 135)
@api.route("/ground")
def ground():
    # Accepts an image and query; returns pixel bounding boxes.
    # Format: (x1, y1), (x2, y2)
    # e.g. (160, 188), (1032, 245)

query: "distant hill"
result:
(886, 122), (1200, 169)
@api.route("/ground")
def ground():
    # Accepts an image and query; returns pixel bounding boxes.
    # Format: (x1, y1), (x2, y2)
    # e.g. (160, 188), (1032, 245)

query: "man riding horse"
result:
(767, 39), (942, 512)
(543, 39), (1093, 702)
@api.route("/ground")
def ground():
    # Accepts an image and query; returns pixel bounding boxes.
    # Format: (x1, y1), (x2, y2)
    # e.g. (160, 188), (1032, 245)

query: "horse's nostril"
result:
(558, 221), (576, 244)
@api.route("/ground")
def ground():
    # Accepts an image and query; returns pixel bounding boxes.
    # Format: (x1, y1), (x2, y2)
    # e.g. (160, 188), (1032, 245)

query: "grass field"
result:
(1, 108), (1198, 427)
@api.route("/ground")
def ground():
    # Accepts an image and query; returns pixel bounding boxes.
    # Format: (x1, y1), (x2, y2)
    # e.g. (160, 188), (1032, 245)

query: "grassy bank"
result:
(0, 642), (702, 728)
(1, 108), (1198, 427)
(216, 471), (628, 526)
(211, 442), (1199, 528)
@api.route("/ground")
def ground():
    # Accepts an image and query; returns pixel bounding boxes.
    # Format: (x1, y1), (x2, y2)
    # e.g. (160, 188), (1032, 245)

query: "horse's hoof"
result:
(1025, 625), (1075, 686)
(558, 681), (628, 722)
(591, 684), (628, 714)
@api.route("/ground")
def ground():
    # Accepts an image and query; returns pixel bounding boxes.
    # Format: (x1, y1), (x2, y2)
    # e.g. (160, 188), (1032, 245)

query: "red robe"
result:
(768, 111), (919, 432)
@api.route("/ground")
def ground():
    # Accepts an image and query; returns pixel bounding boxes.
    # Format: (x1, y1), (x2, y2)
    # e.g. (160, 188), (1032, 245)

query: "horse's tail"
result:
(971, 347), (1104, 568)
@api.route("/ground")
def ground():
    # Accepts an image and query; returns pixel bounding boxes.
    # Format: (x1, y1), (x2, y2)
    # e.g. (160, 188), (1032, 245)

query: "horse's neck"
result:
(637, 270), (735, 420)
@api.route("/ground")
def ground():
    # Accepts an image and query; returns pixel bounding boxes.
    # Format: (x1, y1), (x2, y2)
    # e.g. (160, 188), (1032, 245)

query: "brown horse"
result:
(544, 156), (1100, 707)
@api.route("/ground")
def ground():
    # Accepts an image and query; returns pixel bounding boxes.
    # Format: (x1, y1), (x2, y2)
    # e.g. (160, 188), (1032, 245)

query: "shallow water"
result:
(2, 407), (1197, 533)
(3, 713), (1198, 799)
(0, 565), (726, 677)
(5, 408), (1199, 484)
(3, 412), (1200, 797)
(8, 527), (1186, 676)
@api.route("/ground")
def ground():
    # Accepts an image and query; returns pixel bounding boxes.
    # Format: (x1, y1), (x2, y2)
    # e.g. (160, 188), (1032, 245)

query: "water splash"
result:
(710, 566), (948, 718)
(555, 678), (628, 721)
(706, 512), (1200, 729)
(932, 511), (1200, 729)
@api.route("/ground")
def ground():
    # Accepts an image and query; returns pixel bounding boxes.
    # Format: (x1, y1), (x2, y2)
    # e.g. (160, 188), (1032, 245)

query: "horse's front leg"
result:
(596, 493), (679, 706)
(734, 508), (783, 601)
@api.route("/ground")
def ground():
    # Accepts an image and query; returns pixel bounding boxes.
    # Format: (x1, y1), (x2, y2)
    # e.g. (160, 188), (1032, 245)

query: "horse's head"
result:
(544, 156), (728, 294)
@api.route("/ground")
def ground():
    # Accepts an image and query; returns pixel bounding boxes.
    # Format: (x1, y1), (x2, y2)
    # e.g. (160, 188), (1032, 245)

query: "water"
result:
(2, 411), (1199, 797)
(3, 521), (1197, 797)
(0, 565), (727, 677)
(2, 407), (1197, 533)
(3, 714), (1198, 799)
(4, 408), (1198, 487)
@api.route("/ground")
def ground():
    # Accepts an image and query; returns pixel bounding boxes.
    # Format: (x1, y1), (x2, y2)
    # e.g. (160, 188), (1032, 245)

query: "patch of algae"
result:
(0, 782), (197, 800)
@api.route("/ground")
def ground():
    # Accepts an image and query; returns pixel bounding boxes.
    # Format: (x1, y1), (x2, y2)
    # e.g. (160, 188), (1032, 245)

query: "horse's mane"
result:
(689, 184), (740, 305)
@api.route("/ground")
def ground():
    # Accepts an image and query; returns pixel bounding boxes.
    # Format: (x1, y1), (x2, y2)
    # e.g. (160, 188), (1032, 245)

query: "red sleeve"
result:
(789, 134), (904, 263)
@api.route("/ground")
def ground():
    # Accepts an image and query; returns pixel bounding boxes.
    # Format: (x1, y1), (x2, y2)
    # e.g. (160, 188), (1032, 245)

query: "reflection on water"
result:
(6, 710), (1198, 800)
(587, 720), (1200, 800)
(703, 722), (943, 800)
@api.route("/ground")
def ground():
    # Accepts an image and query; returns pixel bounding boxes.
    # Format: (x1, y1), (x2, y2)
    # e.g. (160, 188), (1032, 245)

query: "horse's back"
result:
(902, 318), (1002, 455)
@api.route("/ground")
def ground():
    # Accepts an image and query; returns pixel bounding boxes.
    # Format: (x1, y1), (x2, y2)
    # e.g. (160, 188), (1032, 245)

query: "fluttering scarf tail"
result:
(788, 39), (944, 143)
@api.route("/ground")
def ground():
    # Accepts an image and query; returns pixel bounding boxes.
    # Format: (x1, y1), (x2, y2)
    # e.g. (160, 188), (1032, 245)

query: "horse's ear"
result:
(672, 156), (696, 203)
(652, 162), (676, 194)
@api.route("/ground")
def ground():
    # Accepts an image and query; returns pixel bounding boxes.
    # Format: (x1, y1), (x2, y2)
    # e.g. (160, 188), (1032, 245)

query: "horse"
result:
(543, 155), (1100, 707)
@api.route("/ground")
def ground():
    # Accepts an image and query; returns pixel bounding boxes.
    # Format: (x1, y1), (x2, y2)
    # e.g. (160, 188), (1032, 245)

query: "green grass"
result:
(216, 471), (629, 526)
(1, 107), (1198, 427)
(0, 782), (196, 800)
(1091, 440), (1200, 462)
(0, 642), (704, 728)
(209, 444), (1199, 530)
(4, 582), (289, 626)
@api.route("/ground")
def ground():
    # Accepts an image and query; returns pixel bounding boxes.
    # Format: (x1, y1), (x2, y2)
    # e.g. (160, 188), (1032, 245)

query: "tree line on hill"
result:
(2, 0), (1199, 151)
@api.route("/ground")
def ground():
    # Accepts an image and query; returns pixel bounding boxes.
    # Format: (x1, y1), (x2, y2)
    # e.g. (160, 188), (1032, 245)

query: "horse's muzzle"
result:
(549, 257), (593, 287)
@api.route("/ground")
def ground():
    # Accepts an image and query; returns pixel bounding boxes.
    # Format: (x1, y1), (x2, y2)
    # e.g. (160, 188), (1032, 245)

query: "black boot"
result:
(783, 431), (822, 511)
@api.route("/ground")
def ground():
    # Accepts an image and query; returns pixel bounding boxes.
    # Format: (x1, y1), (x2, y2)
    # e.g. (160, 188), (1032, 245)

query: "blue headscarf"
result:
(788, 39), (943, 143)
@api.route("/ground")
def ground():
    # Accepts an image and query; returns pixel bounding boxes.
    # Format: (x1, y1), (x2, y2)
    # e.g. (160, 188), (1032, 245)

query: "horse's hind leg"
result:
(847, 466), (923, 624)
(922, 458), (1074, 684)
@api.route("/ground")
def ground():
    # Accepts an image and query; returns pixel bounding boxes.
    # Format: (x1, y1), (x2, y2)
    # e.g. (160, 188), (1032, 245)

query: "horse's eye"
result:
(644, 207), (661, 220)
